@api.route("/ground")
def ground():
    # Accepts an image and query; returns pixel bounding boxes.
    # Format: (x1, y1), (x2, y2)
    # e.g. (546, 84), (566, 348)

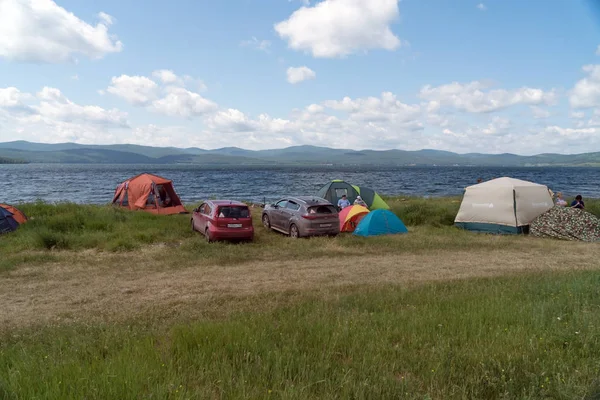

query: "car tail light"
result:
(302, 214), (319, 220)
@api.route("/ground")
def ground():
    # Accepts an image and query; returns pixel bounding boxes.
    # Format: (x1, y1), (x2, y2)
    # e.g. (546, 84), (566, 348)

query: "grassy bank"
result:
(1, 197), (463, 272)
(1, 197), (600, 398)
(2, 271), (600, 399)
(3, 196), (598, 272)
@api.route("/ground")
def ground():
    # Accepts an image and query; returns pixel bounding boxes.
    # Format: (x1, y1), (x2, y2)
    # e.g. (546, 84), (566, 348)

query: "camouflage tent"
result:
(530, 206), (600, 242)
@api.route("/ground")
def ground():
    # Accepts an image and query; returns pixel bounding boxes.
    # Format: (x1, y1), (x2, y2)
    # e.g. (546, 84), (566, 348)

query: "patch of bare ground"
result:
(1, 241), (599, 331)
(2, 238), (599, 331)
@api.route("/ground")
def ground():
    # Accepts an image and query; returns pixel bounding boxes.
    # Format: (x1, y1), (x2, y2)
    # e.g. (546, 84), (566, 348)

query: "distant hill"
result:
(0, 140), (599, 167)
(0, 141), (187, 158)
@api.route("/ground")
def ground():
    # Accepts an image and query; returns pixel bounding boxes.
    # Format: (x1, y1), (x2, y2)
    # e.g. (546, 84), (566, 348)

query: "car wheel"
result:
(191, 219), (196, 232)
(262, 214), (271, 229)
(290, 224), (300, 239)
(205, 228), (212, 243)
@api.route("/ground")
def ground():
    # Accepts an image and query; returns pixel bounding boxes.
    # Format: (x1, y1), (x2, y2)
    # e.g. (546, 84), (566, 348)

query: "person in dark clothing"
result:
(571, 195), (585, 210)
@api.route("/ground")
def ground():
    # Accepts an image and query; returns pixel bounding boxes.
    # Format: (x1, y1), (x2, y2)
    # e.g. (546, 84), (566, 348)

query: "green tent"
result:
(316, 180), (390, 210)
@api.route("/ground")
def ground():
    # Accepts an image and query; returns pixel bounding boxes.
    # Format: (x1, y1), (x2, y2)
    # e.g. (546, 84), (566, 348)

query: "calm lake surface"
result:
(0, 164), (598, 204)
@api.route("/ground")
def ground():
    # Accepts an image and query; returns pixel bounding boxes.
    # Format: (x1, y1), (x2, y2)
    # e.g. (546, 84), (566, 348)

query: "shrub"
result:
(34, 229), (71, 250)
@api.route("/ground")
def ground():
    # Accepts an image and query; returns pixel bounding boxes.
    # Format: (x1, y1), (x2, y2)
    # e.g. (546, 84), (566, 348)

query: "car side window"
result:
(286, 201), (300, 211)
(276, 200), (288, 208)
(200, 204), (211, 215)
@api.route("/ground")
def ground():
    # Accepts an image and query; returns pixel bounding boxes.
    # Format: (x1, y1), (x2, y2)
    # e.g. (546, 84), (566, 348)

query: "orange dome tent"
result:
(112, 173), (187, 215)
(338, 205), (369, 232)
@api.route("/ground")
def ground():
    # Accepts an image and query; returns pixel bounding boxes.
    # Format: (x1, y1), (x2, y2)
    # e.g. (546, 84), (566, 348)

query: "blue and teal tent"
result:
(353, 209), (408, 237)
(0, 206), (20, 234)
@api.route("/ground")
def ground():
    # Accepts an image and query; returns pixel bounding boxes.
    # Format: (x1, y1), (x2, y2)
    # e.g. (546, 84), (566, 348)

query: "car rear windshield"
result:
(308, 205), (336, 214)
(217, 206), (249, 218)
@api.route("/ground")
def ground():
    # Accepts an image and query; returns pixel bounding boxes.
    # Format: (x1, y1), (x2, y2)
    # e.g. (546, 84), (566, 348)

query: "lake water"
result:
(0, 164), (598, 204)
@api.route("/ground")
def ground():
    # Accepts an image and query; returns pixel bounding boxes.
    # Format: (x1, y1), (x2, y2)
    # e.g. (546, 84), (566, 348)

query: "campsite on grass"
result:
(2, 172), (600, 399)
(1, 191), (600, 398)
(5, 0), (600, 396)
(2, 174), (598, 243)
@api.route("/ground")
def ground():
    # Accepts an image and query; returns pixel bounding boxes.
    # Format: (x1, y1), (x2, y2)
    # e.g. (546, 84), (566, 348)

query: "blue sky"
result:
(0, 0), (600, 154)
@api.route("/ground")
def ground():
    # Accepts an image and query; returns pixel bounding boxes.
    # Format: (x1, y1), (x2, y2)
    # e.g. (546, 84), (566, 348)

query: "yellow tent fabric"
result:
(339, 205), (370, 232)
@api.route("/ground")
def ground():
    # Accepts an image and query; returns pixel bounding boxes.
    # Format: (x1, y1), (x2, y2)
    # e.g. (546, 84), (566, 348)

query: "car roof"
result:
(207, 200), (247, 206)
(286, 196), (332, 205)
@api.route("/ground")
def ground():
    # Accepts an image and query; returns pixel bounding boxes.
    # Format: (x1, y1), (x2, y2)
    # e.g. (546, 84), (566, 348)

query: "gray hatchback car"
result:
(262, 196), (340, 238)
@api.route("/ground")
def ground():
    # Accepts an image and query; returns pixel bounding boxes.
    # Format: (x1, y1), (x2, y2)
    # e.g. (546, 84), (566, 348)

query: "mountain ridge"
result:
(0, 140), (599, 167)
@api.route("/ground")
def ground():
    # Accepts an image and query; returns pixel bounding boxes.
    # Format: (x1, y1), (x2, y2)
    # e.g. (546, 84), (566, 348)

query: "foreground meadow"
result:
(1, 197), (600, 399)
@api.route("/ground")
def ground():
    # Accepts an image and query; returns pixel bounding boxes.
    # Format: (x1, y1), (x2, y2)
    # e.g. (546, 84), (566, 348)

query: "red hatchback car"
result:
(191, 200), (254, 242)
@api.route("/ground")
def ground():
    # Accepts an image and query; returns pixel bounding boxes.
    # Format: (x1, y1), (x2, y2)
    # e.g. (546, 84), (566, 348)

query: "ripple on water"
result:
(0, 164), (598, 204)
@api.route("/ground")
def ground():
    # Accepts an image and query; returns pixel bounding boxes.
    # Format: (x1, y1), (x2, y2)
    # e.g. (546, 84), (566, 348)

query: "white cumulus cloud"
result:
(0, 87), (32, 108)
(275, 0), (403, 58)
(323, 92), (421, 124)
(152, 70), (179, 85)
(4, 71), (600, 154)
(570, 65), (600, 109)
(151, 87), (217, 118)
(286, 66), (316, 84)
(204, 108), (257, 132)
(107, 75), (159, 106)
(106, 70), (212, 117)
(477, 3), (487, 11)
(420, 81), (556, 113)
(0, 0), (123, 63)
(34, 87), (128, 127)
(0, 85), (129, 144)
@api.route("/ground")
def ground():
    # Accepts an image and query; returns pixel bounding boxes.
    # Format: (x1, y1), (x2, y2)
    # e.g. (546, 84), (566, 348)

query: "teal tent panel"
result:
(455, 222), (523, 234)
(354, 209), (408, 237)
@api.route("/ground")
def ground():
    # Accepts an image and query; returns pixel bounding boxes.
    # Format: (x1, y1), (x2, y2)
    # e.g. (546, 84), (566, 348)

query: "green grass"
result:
(387, 196), (462, 227)
(1, 197), (598, 272)
(0, 202), (195, 270)
(2, 198), (600, 398)
(2, 271), (600, 399)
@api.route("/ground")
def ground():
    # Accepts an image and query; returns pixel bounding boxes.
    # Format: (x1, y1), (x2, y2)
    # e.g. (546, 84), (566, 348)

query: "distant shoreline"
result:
(0, 158), (28, 165)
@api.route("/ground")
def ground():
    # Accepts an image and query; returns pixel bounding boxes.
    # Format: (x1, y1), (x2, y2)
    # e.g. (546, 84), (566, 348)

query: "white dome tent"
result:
(455, 177), (554, 234)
